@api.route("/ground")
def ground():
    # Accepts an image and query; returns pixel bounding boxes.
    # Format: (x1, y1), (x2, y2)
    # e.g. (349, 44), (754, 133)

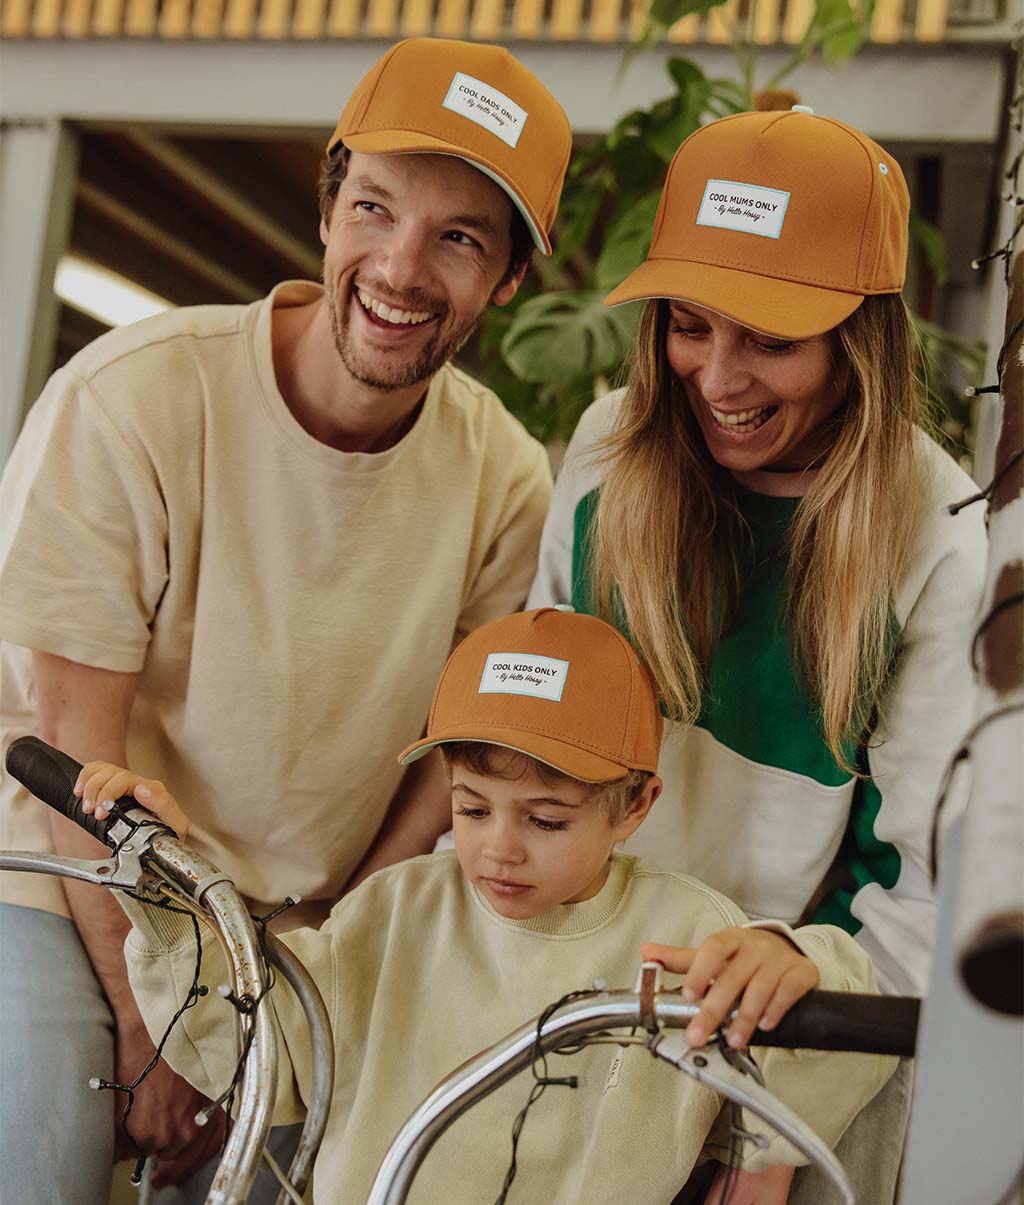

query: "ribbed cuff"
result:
(119, 892), (207, 953)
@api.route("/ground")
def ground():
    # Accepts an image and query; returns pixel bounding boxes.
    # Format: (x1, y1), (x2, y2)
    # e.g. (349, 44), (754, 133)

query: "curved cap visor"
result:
(604, 258), (864, 339)
(399, 725), (634, 783)
(341, 129), (550, 255)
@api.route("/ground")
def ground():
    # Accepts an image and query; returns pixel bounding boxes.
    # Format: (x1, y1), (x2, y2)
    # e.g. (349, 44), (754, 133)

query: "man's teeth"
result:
(357, 289), (432, 326)
(710, 405), (775, 431)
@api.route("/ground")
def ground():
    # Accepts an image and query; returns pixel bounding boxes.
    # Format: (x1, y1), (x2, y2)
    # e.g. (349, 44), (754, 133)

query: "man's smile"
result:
(355, 287), (435, 328)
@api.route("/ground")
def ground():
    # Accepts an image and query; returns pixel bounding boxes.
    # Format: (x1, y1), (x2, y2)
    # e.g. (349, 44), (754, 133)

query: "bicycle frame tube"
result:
(265, 933), (335, 1205)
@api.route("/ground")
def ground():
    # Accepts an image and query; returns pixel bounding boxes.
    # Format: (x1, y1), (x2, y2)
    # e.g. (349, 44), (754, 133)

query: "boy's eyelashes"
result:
(453, 805), (570, 833)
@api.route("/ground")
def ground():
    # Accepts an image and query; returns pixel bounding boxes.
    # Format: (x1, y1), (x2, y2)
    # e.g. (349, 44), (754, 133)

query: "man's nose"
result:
(373, 225), (436, 298)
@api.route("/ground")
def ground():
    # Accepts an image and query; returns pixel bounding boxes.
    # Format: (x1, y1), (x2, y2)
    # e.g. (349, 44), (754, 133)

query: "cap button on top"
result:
(790, 104), (815, 114)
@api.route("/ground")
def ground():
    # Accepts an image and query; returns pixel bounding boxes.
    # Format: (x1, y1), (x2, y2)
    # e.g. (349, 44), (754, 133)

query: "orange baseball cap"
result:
(398, 607), (663, 782)
(327, 38), (572, 255)
(605, 108), (910, 338)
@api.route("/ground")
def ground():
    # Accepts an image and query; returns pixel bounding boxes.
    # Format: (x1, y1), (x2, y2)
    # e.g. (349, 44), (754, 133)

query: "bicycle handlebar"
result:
(751, 989), (918, 1056)
(3, 735), (281, 1205)
(369, 987), (919, 1204)
(5, 735), (173, 847)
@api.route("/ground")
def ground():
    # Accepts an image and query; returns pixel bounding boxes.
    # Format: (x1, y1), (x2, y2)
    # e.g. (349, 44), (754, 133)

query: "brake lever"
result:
(646, 1029), (855, 1204)
(16, 816), (172, 892)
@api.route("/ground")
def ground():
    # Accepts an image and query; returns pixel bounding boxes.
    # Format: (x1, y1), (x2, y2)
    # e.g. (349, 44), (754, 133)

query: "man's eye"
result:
(356, 201), (384, 214)
(445, 231), (481, 248)
(455, 805), (488, 820)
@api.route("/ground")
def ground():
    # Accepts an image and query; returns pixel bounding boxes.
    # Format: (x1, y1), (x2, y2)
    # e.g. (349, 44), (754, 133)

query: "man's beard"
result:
(326, 276), (481, 393)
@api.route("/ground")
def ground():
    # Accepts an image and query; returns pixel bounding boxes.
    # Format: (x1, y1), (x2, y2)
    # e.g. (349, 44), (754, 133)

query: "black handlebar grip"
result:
(5, 735), (130, 849)
(751, 990), (919, 1057)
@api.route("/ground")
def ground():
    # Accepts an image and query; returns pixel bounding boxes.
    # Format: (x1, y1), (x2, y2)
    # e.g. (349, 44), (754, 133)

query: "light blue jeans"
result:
(0, 902), (301, 1205)
(0, 902), (116, 1205)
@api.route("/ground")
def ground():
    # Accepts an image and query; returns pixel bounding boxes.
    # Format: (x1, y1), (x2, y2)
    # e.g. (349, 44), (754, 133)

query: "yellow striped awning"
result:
(0, 0), (954, 42)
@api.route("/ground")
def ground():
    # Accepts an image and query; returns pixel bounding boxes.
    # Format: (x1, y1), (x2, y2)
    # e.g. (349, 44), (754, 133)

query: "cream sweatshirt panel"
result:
(0, 283), (552, 915)
(123, 852), (893, 1202)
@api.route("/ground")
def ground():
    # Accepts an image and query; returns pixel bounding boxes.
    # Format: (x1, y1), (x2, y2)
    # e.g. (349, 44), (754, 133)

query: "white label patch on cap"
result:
(441, 72), (528, 149)
(479, 653), (569, 701)
(696, 179), (790, 240)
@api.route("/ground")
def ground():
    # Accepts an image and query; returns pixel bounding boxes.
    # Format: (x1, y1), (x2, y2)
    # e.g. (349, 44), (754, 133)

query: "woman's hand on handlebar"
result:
(73, 761), (190, 841)
(642, 928), (819, 1050)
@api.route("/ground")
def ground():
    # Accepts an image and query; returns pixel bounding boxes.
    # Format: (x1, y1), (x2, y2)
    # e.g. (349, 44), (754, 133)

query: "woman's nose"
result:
(695, 339), (750, 405)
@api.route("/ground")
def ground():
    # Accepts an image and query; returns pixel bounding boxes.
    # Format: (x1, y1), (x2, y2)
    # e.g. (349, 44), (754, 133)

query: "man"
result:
(0, 38), (571, 1203)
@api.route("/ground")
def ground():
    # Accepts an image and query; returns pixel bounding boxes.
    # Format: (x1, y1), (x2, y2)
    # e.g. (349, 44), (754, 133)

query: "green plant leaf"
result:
(646, 105), (703, 163)
(550, 185), (606, 267)
(593, 191), (663, 292)
(909, 215), (949, 286)
(667, 57), (707, 95)
(649, 0), (729, 26)
(822, 20), (868, 63)
(707, 77), (750, 111)
(501, 291), (640, 384)
(608, 133), (667, 192)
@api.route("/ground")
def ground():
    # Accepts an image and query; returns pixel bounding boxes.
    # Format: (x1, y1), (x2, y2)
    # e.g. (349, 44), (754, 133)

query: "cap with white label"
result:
(604, 108), (909, 338)
(398, 607), (663, 782)
(327, 39), (572, 255)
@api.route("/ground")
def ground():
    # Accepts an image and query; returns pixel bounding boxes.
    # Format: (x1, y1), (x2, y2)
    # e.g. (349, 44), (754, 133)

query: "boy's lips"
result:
(481, 877), (533, 896)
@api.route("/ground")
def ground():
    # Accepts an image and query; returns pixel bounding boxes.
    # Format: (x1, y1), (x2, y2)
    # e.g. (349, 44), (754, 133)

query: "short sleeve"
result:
(0, 368), (170, 672)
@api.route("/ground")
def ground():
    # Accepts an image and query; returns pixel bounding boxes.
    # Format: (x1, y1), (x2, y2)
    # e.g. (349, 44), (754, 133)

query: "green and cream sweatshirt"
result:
(528, 391), (987, 995)
(121, 852), (893, 1204)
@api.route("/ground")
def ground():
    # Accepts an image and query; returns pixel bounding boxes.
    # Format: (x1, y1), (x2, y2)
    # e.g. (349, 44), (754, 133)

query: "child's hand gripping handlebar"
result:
(368, 963), (920, 1205)
(2, 735), (333, 1205)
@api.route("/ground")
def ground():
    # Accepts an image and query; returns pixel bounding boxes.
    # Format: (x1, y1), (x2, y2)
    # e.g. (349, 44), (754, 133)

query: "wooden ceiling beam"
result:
(76, 178), (262, 303)
(122, 131), (323, 280)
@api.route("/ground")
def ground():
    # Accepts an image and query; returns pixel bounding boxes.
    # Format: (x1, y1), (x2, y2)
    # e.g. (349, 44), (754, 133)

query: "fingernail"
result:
(682, 987), (697, 1003)
(136, 785), (151, 799)
(82, 800), (94, 813)
(687, 1025), (704, 1046)
(728, 1031), (743, 1048)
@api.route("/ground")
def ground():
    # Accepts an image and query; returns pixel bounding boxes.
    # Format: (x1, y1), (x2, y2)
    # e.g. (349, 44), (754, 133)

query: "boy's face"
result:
(449, 753), (654, 920)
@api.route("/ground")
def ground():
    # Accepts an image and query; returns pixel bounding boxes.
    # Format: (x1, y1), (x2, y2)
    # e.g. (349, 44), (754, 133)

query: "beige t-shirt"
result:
(0, 282), (552, 918)
(122, 852), (895, 1202)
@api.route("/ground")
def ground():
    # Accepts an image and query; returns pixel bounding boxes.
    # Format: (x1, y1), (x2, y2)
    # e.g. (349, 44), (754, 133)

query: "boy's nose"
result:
(483, 826), (526, 867)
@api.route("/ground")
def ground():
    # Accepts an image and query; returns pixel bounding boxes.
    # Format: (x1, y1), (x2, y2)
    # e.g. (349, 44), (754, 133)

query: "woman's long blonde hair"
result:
(593, 294), (931, 770)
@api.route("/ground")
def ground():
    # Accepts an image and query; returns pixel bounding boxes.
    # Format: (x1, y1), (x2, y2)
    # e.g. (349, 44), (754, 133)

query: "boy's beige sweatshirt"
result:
(121, 852), (895, 1203)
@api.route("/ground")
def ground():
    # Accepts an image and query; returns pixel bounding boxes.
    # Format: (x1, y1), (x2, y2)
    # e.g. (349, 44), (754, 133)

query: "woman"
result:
(529, 108), (987, 1202)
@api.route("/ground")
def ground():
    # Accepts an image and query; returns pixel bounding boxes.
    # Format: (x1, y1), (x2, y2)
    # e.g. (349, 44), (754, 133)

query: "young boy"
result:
(78, 608), (893, 1203)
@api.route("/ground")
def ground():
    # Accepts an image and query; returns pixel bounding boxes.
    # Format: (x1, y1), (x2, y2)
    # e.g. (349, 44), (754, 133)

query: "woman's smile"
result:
(666, 301), (846, 474)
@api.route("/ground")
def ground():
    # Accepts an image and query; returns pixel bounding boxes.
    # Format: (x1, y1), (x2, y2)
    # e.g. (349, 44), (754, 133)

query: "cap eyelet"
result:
(879, 163), (889, 175)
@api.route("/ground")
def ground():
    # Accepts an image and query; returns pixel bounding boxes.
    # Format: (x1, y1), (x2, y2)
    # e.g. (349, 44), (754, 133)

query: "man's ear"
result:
(319, 215), (330, 247)
(492, 260), (529, 308)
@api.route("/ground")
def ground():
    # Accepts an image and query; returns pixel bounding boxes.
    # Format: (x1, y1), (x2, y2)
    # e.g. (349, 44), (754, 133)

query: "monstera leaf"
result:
(501, 291), (641, 385)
